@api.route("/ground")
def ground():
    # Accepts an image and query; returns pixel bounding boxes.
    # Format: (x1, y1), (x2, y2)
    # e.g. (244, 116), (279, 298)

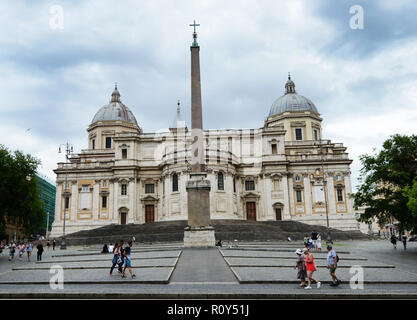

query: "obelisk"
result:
(183, 20), (215, 247)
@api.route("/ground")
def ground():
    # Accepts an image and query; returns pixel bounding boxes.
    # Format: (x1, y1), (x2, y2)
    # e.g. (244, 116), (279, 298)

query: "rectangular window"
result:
(245, 180), (255, 191)
(122, 149), (127, 159)
(233, 177), (236, 193)
(102, 196), (107, 209)
(337, 189), (344, 202)
(105, 137), (112, 149)
(92, 139), (95, 150)
(64, 196), (70, 209)
(145, 184), (155, 194)
(271, 144), (277, 154)
(121, 184), (127, 195)
(273, 180), (280, 191)
(81, 185), (90, 192)
(313, 129), (318, 141)
(296, 190), (303, 203)
(295, 128), (302, 141)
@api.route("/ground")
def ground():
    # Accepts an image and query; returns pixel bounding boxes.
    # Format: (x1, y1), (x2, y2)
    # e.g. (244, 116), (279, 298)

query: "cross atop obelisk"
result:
(189, 20), (200, 47)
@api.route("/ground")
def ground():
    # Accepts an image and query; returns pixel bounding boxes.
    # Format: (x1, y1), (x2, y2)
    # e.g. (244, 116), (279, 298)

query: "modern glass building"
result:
(36, 174), (56, 234)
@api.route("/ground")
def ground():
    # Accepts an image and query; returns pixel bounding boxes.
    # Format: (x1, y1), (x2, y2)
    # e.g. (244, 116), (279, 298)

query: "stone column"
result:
(71, 182), (77, 222)
(282, 175), (291, 220)
(113, 181), (119, 223)
(344, 174), (354, 213)
(109, 181), (114, 221)
(288, 176), (295, 217)
(128, 178), (135, 223)
(304, 175), (313, 216)
(93, 180), (100, 221)
(327, 177), (336, 215)
(55, 183), (62, 223)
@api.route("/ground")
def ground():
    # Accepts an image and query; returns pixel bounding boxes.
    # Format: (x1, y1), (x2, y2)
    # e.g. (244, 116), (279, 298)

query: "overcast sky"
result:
(1, 0), (416, 189)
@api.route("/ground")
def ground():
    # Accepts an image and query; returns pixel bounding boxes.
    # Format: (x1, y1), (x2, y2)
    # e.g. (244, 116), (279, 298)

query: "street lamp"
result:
(317, 139), (332, 243)
(58, 142), (74, 249)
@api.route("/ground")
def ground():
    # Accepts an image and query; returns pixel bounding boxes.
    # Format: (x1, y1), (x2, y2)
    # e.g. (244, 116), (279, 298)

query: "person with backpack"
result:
(26, 241), (33, 262)
(8, 242), (16, 261)
(326, 244), (340, 286)
(303, 248), (320, 289)
(402, 235), (407, 250)
(18, 242), (25, 260)
(121, 240), (136, 279)
(390, 234), (397, 249)
(109, 243), (123, 275)
(36, 241), (44, 261)
(294, 249), (307, 287)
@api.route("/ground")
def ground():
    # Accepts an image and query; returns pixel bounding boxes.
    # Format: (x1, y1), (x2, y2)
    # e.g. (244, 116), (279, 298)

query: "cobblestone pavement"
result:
(0, 241), (416, 298)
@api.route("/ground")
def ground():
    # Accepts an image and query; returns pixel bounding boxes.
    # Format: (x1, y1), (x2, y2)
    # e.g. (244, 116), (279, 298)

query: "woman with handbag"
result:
(303, 248), (321, 289)
(109, 243), (123, 275)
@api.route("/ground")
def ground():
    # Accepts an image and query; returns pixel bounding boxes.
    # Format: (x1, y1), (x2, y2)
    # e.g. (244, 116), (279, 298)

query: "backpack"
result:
(336, 255), (340, 262)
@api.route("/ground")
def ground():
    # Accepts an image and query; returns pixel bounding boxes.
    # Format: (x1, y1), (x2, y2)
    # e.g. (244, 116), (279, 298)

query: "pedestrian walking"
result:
(47, 241), (51, 250)
(36, 242), (44, 261)
(18, 242), (25, 260)
(8, 242), (16, 261)
(402, 235), (407, 250)
(26, 241), (33, 262)
(109, 243), (123, 275)
(326, 244), (340, 286)
(317, 234), (322, 251)
(121, 240), (136, 279)
(294, 249), (307, 287)
(303, 235), (309, 249)
(390, 234), (397, 249)
(311, 231), (318, 250)
(108, 243), (114, 253)
(52, 239), (56, 250)
(303, 248), (321, 289)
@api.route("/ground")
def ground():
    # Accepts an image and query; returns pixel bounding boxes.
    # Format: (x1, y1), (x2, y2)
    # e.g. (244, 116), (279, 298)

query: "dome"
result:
(91, 85), (138, 126)
(268, 75), (319, 117)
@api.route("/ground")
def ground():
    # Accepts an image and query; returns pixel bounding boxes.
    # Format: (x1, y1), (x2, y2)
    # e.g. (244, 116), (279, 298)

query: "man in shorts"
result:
(121, 240), (136, 279)
(326, 244), (340, 286)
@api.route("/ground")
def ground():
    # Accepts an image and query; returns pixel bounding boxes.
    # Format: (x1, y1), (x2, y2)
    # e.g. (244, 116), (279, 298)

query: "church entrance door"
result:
(246, 202), (256, 221)
(121, 212), (127, 225)
(145, 205), (154, 223)
(275, 208), (282, 221)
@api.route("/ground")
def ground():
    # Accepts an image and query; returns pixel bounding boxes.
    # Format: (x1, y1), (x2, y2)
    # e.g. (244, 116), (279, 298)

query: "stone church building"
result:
(50, 76), (359, 237)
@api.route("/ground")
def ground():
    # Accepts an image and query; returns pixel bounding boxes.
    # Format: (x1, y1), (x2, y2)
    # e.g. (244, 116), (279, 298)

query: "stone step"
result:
(61, 220), (370, 245)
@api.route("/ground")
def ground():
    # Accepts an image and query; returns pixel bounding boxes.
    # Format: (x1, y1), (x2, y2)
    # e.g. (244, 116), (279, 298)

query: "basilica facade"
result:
(50, 76), (359, 237)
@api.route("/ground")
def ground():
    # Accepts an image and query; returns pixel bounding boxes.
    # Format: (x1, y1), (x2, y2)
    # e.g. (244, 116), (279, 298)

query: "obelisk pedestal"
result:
(184, 173), (215, 247)
(183, 21), (215, 247)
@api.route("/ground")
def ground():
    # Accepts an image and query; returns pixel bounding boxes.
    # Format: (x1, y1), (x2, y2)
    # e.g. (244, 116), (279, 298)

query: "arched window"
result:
(217, 172), (224, 190)
(172, 173), (178, 192)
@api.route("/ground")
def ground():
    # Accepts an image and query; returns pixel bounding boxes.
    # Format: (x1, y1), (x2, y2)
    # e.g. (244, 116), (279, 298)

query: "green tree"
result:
(353, 134), (417, 234)
(0, 145), (45, 237)
(404, 178), (417, 220)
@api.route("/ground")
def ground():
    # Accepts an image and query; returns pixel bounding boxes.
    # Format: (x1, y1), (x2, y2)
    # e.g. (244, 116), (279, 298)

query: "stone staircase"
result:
(61, 220), (370, 246)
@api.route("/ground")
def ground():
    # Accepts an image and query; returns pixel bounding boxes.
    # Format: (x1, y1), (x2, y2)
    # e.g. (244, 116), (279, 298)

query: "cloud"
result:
(0, 0), (416, 192)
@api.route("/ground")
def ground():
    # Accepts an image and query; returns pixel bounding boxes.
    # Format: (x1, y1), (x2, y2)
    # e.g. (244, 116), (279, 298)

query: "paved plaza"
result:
(0, 240), (416, 298)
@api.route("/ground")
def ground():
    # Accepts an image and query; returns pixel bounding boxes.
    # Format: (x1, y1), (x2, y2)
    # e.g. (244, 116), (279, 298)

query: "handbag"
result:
(117, 257), (122, 264)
